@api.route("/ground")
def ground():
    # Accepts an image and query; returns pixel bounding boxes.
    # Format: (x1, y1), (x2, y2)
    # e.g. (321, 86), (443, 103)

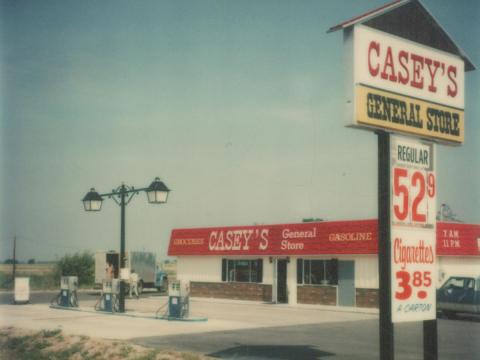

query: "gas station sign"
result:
(169, 219), (378, 256)
(390, 135), (436, 322)
(331, 0), (475, 357)
(355, 85), (464, 143)
(349, 25), (465, 145)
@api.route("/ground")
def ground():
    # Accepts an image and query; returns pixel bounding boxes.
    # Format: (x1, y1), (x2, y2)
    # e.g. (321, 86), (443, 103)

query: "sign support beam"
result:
(378, 131), (394, 360)
(424, 320), (438, 360)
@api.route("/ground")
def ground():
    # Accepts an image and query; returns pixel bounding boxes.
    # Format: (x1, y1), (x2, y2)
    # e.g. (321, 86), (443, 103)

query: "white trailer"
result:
(95, 251), (156, 293)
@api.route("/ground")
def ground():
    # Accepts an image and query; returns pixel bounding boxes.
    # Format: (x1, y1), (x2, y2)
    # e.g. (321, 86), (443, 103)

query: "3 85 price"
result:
(393, 168), (435, 224)
(395, 270), (432, 300)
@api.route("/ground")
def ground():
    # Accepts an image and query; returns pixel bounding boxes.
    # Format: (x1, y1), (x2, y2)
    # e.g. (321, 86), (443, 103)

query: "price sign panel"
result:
(390, 135), (436, 323)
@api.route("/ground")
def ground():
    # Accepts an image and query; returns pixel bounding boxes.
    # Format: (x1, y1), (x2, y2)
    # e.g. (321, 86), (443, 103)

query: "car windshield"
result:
(441, 277), (475, 290)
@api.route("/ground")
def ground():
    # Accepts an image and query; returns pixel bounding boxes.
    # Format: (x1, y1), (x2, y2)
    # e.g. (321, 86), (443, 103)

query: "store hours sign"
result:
(390, 135), (436, 322)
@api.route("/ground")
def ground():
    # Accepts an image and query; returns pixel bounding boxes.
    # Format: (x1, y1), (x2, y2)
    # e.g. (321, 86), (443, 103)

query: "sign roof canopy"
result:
(328, 0), (475, 71)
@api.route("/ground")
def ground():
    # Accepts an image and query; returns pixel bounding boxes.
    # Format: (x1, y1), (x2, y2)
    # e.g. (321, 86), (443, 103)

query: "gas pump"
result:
(53, 276), (78, 307)
(167, 280), (190, 319)
(95, 279), (120, 312)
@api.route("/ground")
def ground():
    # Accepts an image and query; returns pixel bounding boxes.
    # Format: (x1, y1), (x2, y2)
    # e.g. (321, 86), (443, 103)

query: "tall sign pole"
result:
(424, 319), (438, 360)
(378, 131), (394, 359)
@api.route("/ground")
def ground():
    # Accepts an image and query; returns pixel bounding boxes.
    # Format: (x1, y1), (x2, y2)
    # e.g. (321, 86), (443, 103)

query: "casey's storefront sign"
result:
(169, 220), (377, 256)
(168, 220), (480, 257)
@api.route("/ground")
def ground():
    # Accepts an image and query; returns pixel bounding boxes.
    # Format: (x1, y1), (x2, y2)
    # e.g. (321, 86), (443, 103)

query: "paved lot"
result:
(132, 316), (480, 360)
(0, 294), (479, 359)
(0, 296), (376, 339)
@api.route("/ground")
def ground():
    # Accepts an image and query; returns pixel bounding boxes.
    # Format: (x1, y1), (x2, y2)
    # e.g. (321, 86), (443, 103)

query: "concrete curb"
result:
(49, 304), (208, 322)
(187, 296), (379, 314)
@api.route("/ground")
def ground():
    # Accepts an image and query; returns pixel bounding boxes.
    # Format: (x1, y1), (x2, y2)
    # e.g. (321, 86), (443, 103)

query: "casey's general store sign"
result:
(168, 220), (480, 257)
(169, 220), (377, 256)
(349, 25), (465, 144)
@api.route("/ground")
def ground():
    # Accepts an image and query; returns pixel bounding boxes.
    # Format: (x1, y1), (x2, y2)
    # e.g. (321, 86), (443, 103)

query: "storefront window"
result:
(235, 260), (250, 282)
(222, 259), (263, 283)
(250, 259), (262, 283)
(297, 259), (338, 285)
(326, 259), (338, 284)
(310, 260), (325, 284)
(227, 260), (236, 281)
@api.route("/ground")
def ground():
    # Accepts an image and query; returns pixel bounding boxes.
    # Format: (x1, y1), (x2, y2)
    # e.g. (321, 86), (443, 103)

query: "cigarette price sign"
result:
(390, 135), (437, 323)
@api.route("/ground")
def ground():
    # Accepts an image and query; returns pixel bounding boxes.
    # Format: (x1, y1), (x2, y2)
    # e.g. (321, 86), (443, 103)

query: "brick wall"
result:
(190, 282), (272, 302)
(190, 282), (379, 308)
(356, 288), (379, 308)
(297, 285), (337, 305)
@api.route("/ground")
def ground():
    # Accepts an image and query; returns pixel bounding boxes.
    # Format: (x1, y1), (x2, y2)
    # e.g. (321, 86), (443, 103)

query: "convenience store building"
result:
(168, 220), (480, 308)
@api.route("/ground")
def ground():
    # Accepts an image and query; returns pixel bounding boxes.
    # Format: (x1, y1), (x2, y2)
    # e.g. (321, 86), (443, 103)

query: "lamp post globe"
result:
(82, 188), (103, 211)
(146, 177), (170, 204)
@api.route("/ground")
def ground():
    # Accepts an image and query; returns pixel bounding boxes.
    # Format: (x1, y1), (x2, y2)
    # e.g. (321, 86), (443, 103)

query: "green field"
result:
(0, 263), (55, 275)
(0, 264), (57, 290)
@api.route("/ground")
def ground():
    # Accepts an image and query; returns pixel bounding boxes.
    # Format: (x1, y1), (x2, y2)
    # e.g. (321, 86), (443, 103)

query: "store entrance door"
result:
(277, 259), (288, 304)
(338, 260), (355, 307)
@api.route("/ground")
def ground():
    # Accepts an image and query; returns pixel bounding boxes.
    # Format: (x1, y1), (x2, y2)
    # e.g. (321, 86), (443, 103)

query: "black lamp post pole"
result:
(119, 184), (127, 313)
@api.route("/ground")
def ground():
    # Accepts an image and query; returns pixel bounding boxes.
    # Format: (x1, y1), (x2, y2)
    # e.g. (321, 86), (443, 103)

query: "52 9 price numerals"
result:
(393, 168), (435, 223)
(395, 270), (432, 300)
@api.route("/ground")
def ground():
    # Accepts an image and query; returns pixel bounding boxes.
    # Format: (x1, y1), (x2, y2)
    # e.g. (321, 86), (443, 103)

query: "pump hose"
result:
(182, 297), (190, 318)
(155, 301), (168, 318)
(94, 293), (103, 311)
(70, 290), (79, 307)
(50, 292), (61, 306)
(113, 294), (118, 313)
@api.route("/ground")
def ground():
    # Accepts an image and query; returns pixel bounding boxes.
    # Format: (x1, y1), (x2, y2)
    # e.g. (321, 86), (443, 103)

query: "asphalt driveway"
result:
(132, 316), (480, 360)
(1, 293), (478, 359)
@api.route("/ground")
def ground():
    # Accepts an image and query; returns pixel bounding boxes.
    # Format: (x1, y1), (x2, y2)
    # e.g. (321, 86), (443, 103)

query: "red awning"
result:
(168, 220), (480, 257)
(437, 222), (480, 256)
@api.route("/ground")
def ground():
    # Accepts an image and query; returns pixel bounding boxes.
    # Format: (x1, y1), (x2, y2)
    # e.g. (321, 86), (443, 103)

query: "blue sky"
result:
(1, 0), (479, 261)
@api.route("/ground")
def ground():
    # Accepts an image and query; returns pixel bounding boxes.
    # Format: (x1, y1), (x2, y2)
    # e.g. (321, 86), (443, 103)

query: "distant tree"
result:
(302, 218), (324, 223)
(54, 251), (94, 287)
(27, 258), (36, 264)
(437, 204), (462, 222)
(4, 259), (19, 264)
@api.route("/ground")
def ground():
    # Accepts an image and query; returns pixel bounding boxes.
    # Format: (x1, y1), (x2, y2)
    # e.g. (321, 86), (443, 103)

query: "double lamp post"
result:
(82, 177), (170, 312)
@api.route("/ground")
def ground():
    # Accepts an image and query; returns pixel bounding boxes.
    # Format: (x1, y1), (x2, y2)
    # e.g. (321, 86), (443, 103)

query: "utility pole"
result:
(12, 235), (17, 284)
(119, 184), (126, 312)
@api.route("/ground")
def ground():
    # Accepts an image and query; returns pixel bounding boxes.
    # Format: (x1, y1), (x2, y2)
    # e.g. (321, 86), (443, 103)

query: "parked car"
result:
(437, 275), (480, 318)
